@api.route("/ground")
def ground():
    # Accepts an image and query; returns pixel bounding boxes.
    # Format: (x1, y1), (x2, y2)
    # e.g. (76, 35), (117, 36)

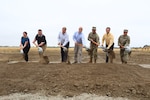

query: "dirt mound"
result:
(0, 48), (150, 100)
(0, 62), (150, 100)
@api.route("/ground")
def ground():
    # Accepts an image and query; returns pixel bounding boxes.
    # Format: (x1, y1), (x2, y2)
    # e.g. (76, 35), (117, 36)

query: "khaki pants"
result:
(74, 45), (83, 63)
(39, 44), (47, 61)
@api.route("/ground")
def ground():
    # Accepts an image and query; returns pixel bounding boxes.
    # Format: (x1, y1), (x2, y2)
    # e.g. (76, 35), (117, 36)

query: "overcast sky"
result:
(0, 0), (150, 47)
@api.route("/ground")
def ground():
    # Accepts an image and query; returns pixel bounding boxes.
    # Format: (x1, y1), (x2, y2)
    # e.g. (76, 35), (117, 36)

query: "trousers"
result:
(106, 43), (114, 63)
(120, 49), (128, 63)
(89, 45), (98, 61)
(74, 44), (82, 63)
(39, 44), (47, 61)
(61, 42), (69, 62)
(23, 46), (30, 62)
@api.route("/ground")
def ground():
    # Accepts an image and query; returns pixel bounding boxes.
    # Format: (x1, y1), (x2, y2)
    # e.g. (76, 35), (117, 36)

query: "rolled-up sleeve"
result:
(58, 33), (61, 44)
(107, 35), (114, 49)
(125, 36), (130, 46)
(118, 37), (120, 46)
(102, 34), (105, 45)
(73, 32), (77, 43)
(81, 34), (86, 46)
(96, 35), (100, 44)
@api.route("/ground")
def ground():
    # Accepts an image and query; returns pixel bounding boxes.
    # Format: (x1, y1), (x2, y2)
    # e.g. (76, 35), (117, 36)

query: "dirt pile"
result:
(0, 48), (150, 100)
(0, 62), (150, 100)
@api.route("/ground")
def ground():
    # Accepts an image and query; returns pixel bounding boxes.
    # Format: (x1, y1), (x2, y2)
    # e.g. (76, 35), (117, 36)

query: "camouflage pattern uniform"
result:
(88, 29), (100, 63)
(118, 30), (130, 64)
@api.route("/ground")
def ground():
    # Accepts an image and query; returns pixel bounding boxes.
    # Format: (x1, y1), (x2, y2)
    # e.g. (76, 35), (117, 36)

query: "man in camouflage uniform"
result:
(118, 29), (130, 64)
(88, 27), (100, 63)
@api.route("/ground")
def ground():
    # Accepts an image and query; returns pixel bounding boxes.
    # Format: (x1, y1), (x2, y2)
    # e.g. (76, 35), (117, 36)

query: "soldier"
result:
(101, 27), (115, 63)
(118, 29), (130, 64)
(88, 27), (100, 63)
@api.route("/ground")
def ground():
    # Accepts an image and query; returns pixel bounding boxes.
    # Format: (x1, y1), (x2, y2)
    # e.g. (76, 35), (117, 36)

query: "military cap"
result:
(124, 29), (128, 32)
(92, 27), (96, 30)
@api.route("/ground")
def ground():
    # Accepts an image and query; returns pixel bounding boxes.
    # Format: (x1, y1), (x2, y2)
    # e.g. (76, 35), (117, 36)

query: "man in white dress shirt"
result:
(58, 27), (70, 63)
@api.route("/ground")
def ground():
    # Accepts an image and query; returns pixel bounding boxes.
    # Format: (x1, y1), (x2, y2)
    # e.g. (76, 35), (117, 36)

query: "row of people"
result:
(20, 27), (130, 64)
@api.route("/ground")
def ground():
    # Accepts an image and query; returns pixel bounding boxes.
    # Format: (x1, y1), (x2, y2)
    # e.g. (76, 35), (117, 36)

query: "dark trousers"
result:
(106, 43), (114, 63)
(61, 42), (69, 62)
(23, 46), (30, 62)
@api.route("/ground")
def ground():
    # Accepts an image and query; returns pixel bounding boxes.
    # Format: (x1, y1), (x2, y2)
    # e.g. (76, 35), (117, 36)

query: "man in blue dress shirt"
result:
(73, 27), (86, 63)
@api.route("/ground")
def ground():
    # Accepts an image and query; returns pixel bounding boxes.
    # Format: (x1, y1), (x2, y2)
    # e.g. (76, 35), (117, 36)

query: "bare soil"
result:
(0, 47), (150, 100)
